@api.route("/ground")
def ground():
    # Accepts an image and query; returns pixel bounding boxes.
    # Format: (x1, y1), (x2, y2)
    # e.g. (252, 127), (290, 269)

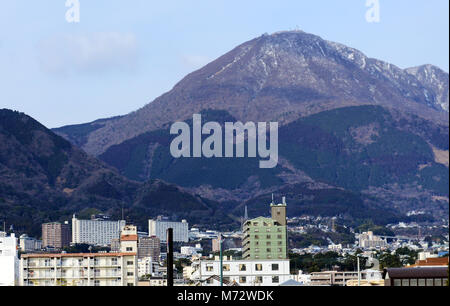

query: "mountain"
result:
(54, 31), (449, 157)
(53, 31), (449, 221)
(0, 109), (233, 237)
(405, 64), (449, 112)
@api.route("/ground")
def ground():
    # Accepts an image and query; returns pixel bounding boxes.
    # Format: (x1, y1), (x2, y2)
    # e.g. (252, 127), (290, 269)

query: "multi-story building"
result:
(20, 252), (138, 286)
(19, 225), (139, 286)
(148, 217), (189, 243)
(72, 215), (126, 246)
(138, 257), (159, 278)
(242, 198), (288, 260)
(19, 234), (42, 252)
(358, 231), (387, 249)
(212, 238), (241, 253)
(0, 232), (19, 286)
(137, 236), (160, 261)
(42, 222), (71, 249)
(310, 270), (383, 286)
(189, 256), (291, 286)
(181, 244), (203, 256)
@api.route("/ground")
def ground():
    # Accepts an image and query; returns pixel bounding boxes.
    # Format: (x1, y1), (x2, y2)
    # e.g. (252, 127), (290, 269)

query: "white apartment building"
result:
(72, 215), (126, 246)
(180, 244), (203, 256)
(19, 234), (42, 252)
(189, 257), (291, 286)
(138, 257), (159, 278)
(0, 232), (19, 286)
(20, 252), (137, 286)
(358, 231), (387, 249)
(20, 225), (139, 286)
(149, 219), (189, 243)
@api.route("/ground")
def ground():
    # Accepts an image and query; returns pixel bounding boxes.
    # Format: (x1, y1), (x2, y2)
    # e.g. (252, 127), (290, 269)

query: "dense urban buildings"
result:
(0, 232), (19, 286)
(148, 217), (189, 243)
(243, 198), (288, 260)
(72, 215), (126, 246)
(42, 222), (71, 249)
(20, 224), (139, 286)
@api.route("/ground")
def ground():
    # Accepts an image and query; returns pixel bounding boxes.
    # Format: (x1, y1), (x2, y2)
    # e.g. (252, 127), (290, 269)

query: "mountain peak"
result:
(55, 31), (449, 156)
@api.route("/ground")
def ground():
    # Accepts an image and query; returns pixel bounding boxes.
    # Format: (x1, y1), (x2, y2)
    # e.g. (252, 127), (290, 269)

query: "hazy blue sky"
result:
(0, 0), (448, 128)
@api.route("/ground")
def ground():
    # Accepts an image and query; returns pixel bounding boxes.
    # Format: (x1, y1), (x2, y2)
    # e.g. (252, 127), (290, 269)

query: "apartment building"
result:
(0, 232), (19, 286)
(42, 222), (71, 249)
(243, 198), (288, 260)
(20, 224), (139, 286)
(138, 257), (159, 278)
(310, 270), (383, 286)
(148, 217), (189, 243)
(138, 236), (160, 261)
(72, 215), (126, 246)
(19, 234), (42, 252)
(358, 231), (387, 249)
(189, 256), (291, 286)
(20, 252), (137, 286)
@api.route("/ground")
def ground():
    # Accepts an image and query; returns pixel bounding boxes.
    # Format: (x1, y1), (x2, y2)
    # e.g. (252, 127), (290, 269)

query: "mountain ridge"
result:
(54, 31), (449, 156)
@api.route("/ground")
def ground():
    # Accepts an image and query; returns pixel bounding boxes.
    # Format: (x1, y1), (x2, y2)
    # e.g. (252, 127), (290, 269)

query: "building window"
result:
(434, 279), (443, 286)
(223, 265), (230, 272)
(266, 235), (271, 239)
(272, 276), (279, 284)
(426, 279), (434, 286)
(255, 276), (263, 284)
(272, 264), (279, 271)
(126, 247), (133, 252)
(277, 235), (282, 239)
(239, 264), (246, 272)
(255, 264), (263, 271)
(410, 279), (417, 286)
(94, 280), (100, 286)
(255, 235), (260, 239)
(266, 248), (271, 252)
(240, 277), (247, 284)
(418, 279), (426, 286)
(127, 283), (134, 286)
(127, 272), (134, 276)
(266, 242), (271, 246)
(206, 266), (213, 272)
(127, 261), (134, 266)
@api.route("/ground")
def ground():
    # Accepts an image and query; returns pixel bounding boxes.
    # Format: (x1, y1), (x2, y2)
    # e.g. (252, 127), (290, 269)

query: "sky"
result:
(0, 0), (448, 128)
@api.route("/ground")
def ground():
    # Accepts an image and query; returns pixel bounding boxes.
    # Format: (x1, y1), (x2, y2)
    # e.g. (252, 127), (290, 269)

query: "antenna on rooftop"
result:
(271, 193), (274, 204)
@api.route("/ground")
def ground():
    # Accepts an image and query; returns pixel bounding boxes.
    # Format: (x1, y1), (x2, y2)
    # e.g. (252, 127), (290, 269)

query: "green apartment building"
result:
(242, 198), (288, 260)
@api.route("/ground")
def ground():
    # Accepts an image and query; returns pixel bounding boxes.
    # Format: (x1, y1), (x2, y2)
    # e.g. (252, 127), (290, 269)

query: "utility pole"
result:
(167, 228), (174, 287)
(219, 234), (223, 287)
(357, 255), (361, 286)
